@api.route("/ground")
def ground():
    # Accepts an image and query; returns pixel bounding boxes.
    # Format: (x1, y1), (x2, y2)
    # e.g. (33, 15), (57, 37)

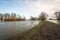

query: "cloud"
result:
(1, 0), (60, 12)
(51, 0), (60, 11)
(0, 0), (60, 18)
(19, 0), (60, 17)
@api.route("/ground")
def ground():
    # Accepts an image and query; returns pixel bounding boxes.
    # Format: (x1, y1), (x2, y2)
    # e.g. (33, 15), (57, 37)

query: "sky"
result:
(0, 0), (60, 19)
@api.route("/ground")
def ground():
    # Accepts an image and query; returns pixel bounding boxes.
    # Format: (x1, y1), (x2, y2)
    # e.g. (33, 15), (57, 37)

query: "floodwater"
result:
(0, 20), (40, 40)
(48, 20), (60, 25)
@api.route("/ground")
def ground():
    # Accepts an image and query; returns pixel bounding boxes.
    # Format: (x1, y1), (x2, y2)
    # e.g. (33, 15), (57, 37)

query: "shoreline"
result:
(15, 21), (60, 40)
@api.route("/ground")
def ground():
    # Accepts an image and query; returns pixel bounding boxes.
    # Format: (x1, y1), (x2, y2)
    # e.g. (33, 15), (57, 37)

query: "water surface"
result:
(48, 20), (60, 25)
(0, 20), (40, 40)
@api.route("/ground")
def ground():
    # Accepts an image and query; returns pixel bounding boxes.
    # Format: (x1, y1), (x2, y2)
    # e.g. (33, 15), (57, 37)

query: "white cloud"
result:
(1, 0), (60, 18)
(3, 0), (60, 13)
(20, 0), (60, 18)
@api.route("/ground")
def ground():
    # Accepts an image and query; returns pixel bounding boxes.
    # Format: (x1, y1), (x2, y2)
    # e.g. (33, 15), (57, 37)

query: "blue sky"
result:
(0, 0), (60, 19)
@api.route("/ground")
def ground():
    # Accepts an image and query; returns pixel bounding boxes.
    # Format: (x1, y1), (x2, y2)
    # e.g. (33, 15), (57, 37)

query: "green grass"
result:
(16, 21), (45, 40)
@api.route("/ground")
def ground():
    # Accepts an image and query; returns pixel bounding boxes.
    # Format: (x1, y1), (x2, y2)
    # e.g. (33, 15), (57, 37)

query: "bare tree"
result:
(39, 12), (48, 21)
(23, 16), (26, 20)
(11, 13), (16, 19)
(3, 13), (10, 19)
(55, 12), (60, 20)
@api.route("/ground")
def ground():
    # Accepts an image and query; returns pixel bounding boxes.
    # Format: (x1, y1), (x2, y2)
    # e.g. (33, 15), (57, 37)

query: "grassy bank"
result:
(11, 21), (60, 40)
(7, 21), (60, 40)
(15, 21), (45, 40)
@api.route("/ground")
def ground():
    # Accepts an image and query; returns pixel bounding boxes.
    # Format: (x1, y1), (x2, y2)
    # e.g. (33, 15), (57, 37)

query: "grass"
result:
(8, 21), (60, 40)
(15, 21), (45, 40)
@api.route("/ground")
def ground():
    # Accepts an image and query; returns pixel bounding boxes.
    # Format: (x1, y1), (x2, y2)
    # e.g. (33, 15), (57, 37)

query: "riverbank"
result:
(14, 21), (45, 40)
(14, 21), (60, 40)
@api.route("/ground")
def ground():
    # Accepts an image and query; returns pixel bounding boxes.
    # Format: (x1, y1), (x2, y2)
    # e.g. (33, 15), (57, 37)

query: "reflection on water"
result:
(0, 20), (40, 40)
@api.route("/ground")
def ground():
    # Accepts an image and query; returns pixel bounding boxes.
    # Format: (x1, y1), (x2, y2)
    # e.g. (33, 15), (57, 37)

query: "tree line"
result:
(30, 11), (60, 21)
(0, 11), (60, 21)
(0, 13), (26, 21)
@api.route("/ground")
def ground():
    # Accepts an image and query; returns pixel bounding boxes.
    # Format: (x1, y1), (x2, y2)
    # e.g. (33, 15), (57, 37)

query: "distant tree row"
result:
(0, 11), (60, 21)
(0, 13), (26, 21)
